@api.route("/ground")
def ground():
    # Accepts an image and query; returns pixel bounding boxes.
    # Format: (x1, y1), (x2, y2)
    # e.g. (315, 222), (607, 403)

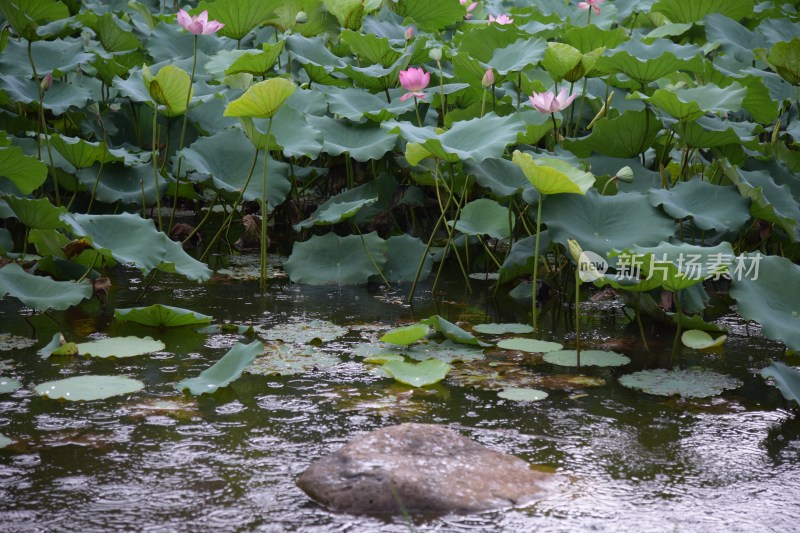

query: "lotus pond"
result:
(2, 0), (800, 530)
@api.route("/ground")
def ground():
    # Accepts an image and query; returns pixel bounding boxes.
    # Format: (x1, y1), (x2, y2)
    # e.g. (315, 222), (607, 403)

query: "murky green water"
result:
(0, 264), (797, 532)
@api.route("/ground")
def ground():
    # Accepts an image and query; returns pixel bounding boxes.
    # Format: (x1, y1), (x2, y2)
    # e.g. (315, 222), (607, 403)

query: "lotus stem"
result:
(437, 59), (446, 123)
(413, 96), (423, 127)
(575, 267), (581, 369)
(182, 189), (220, 246)
(259, 117), (273, 290)
(480, 89), (487, 118)
(430, 170), (471, 295)
(531, 193), (545, 329)
(671, 290), (684, 366)
(28, 41), (60, 205)
(352, 223), (390, 286)
(572, 81), (588, 137)
(551, 112), (558, 148)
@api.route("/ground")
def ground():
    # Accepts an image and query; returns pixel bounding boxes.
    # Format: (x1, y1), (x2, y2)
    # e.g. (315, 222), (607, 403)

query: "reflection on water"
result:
(0, 267), (796, 532)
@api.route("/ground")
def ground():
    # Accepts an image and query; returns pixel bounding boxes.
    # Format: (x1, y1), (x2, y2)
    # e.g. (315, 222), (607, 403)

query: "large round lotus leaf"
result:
(3, 196), (69, 231)
(544, 349), (630, 367)
(464, 156), (532, 201)
(351, 339), (485, 364)
(380, 324), (429, 346)
(284, 232), (387, 285)
(729, 255), (800, 351)
(195, 0), (279, 41)
(49, 134), (125, 169)
(497, 338), (563, 353)
(512, 151), (595, 195)
(340, 30), (401, 67)
(619, 368), (742, 398)
(623, 241), (736, 292)
(724, 167), (800, 241)
(651, 0), (753, 22)
(761, 360), (800, 406)
(681, 330), (727, 350)
(635, 83), (746, 122)
(75, 161), (167, 206)
(384, 234), (435, 283)
(0, 263), (93, 312)
(648, 179), (750, 233)
(473, 323), (535, 335)
(176, 341), (263, 395)
(76, 336), (165, 358)
(0, 145), (48, 194)
(0, 377), (22, 393)
(497, 387), (549, 402)
(450, 198), (514, 240)
(382, 359), (451, 388)
(240, 108), (323, 158)
(224, 78), (297, 119)
(254, 319), (347, 344)
(34, 375), (145, 401)
(595, 38), (703, 88)
(246, 343), (341, 376)
(306, 115), (398, 162)
(563, 109), (661, 159)
(489, 38), (547, 75)
(115, 305), (212, 327)
(543, 190), (675, 267)
(0, 333), (35, 351)
(500, 232), (552, 282)
(388, 0), (464, 32)
(294, 197), (378, 230)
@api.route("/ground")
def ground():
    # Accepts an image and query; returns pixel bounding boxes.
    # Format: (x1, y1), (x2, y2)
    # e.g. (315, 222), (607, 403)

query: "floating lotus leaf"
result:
(388, 0), (464, 32)
(176, 341), (263, 395)
(497, 338), (563, 353)
(651, 0), (753, 22)
(0, 377), (22, 394)
(446, 360), (540, 391)
(364, 354), (405, 364)
(142, 65), (193, 117)
(35, 375), (145, 401)
(512, 151), (595, 195)
(596, 38), (703, 88)
(543, 349), (630, 367)
(115, 305), (212, 327)
(351, 339), (484, 364)
(767, 37), (800, 85)
(380, 324), (429, 346)
(215, 254), (287, 281)
(285, 232), (388, 285)
(196, 0), (280, 41)
(761, 360), (800, 407)
(247, 343), (341, 376)
(729, 255), (800, 351)
(473, 323), (535, 335)
(3, 196), (68, 231)
(488, 38), (547, 75)
(254, 319), (347, 344)
(0, 264), (92, 311)
(538, 374), (606, 389)
(384, 234), (435, 283)
(382, 359), (451, 388)
(564, 109), (661, 159)
(0, 146), (48, 195)
(75, 336), (165, 358)
(422, 315), (488, 347)
(681, 330), (727, 350)
(497, 387), (549, 402)
(0, 433), (11, 448)
(0, 333), (35, 351)
(449, 198), (514, 240)
(224, 78), (297, 119)
(306, 116), (398, 162)
(619, 368), (741, 398)
(648, 179), (750, 233)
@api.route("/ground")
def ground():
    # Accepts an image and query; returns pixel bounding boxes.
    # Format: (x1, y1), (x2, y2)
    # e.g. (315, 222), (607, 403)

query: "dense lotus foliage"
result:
(1, 0), (800, 400)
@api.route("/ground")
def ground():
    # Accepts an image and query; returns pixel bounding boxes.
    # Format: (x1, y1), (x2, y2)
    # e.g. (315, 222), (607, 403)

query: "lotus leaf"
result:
(74, 161), (168, 206)
(269, 0), (339, 36)
(596, 38), (703, 88)
(564, 109), (661, 159)
(635, 83), (746, 122)
(115, 305), (212, 327)
(363, 354), (405, 364)
(224, 78), (297, 119)
(767, 38), (800, 86)
(0, 146), (48, 195)
(704, 14), (768, 66)
(389, 0), (464, 32)
(142, 65), (193, 117)
(384, 234), (435, 283)
(619, 368), (741, 398)
(543, 349), (630, 367)
(285, 33), (345, 70)
(382, 359), (451, 388)
(352, 339), (484, 364)
(75, 336), (165, 358)
(49, 134), (126, 169)
(0, 432), (11, 448)
(176, 341), (263, 395)
(497, 387), (549, 402)
(0, 75), (92, 115)
(681, 330), (727, 350)
(464, 157), (532, 201)
(254, 319), (347, 344)
(512, 151), (595, 195)
(488, 38), (547, 75)
(306, 116), (398, 162)
(723, 166), (800, 241)
(196, 0), (280, 41)
(284, 232), (387, 285)
(35, 375), (145, 401)
(380, 324), (429, 346)
(239, 108), (323, 159)
(562, 25), (629, 53)
(449, 198), (514, 240)
(0, 263), (92, 311)
(473, 323), (535, 335)
(1, 38), (94, 77)
(3, 196), (68, 231)
(651, 0), (753, 22)
(499, 232), (552, 281)
(247, 343), (341, 376)
(671, 116), (757, 149)
(761, 360), (800, 407)
(497, 338), (563, 353)
(340, 29), (401, 67)
(422, 315), (488, 347)
(321, 86), (414, 122)
(0, 0), (69, 41)
(623, 241), (736, 292)
(0, 377), (21, 394)
(648, 179), (750, 233)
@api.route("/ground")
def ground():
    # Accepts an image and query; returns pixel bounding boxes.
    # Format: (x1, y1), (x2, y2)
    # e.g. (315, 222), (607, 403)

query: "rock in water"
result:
(297, 423), (550, 516)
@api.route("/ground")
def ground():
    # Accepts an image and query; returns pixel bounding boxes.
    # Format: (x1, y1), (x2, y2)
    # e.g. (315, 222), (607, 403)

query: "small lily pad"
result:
(543, 349), (631, 367)
(681, 330), (727, 350)
(380, 324), (429, 346)
(175, 341), (263, 395)
(115, 305), (212, 327)
(76, 336), (165, 359)
(0, 433), (12, 448)
(351, 339), (485, 364)
(34, 375), (145, 401)
(497, 387), (549, 402)
(382, 359), (451, 388)
(538, 374), (606, 389)
(0, 333), (36, 351)
(254, 319), (348, 344)
(247, 343), (342, 376)
(619, 368), (742, 398)
(497, 338), (564, 353)
(473, 323), (535, 335)
(0, 377), (22, 393)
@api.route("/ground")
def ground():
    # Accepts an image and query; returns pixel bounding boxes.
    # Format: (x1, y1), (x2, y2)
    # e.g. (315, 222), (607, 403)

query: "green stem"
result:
(635, 292), (650, 354)
(575, 268), (581, 369)
(353, 222), (390, 286)
(259, 118), (273, 290)
(572, 81), (588, 137)
(151, 103), (163, 230)
(531, 194), (545, 329)
(671, 291), (684, 366)
(437, 60), (446, 124)
(480, 88), (487, 118)
(28, 41), (60, 205)
(182, 189), (220, 246)
(551, 113), (558, 148)
(413, 96), (423, 127)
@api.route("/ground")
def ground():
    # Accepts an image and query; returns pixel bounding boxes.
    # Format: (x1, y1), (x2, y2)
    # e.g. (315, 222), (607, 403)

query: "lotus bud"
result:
(481, 68), (494, 88)
(567, 239), (583, 264)
(428, 47), (442, 61)
(404, 26), (414, 41)
(615, 166), (634, 183)
(40, 73), (53, 91)
(82, 30), (93, 48)
(295, 11), (308, 24)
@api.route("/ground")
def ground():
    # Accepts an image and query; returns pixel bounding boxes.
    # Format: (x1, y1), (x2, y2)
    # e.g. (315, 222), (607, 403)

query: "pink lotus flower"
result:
(488, 14), (514, 25)
(399, 67), (430, 101)
(177, 9), (224, 35)
(460, 0), (478, 19)
(481, 68), (494, 88)
(578, 0), (605, 15)
(529, 87), (577, 113)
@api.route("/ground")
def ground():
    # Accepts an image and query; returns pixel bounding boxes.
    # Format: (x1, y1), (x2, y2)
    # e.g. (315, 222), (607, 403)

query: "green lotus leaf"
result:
(0, 263), (92, 311)
(634, 83), (746, 122)
(0, 229), (12, 255)
(0, 0), (69, 41)
(564, 109), (661, 159)
(270, 0), (339, 36)
(306, 116), (397, 162)
(541, 42), (584, 82)
(247, 343), (341, 376)
(624, 241), (736, 292)
(619, 368), (741, 398)
(224, 77), (297, 119)
(389, 0), (464, 32)
(3, 196), (68, 231)
(0, 146), (48, 195)
(294, 191), (378, 230)
(335, 62), (401, 92)
(543, 191), (675, 267)
(488, 38), (547, 75)
(473, 323), (534, 335)
(240, 107), (324, 158)
(652, 0), (753, 23)
(0, 433), (11, 448)
(449, 198), (514, 240)
(321, 86), (414, 122)
(196, 0), (281, 41)
(285, 33), (345, 71)
(767, 37), (800, 86)
(499, 232), (552, 281)
(729, 255), (800, 351)
(284, 232), (387, 285)
(384, 234), (435, 283)
(761, 360), (800, 407)
(596, 38), (703, 88)
(35, 375), (145, 401)
(561, 24), (629, 53)
(380, 324), (430, 346)
(78, 11), (139, 52)
(644, 23), (693, 41)
(496, 338), (563, 353)
(669, 313), (727, 333)
(340, 29), (401, 67)
(464, 157), (532, 201)
(206, 45), (284, 79)
(2, 38), (96, 77)
(254, 319), (347, 344)
(49, 134), (126, 169)
(704, 14), (768, 65)
(75, 336), (165, 358)
(421, 315), (489, 347)
(648, 179), (750, 233)
(142, 65), (193, 117)
(0, 75), (92, 115)
(176, 341), (263, 395)
(382, 358), (451, 388)
(115, 305), (212, 327)
(74, 161), (168, 206)
(322, 0), (368, 31)
(681, 330), (727, 350)
(512, 151), (595, 195)
(723, 166), (800, 241)
(497, 387), (548, 402)
(0, 377), (22, 393)
(543, 349), (630, 367)
(671, 116), (756, 149)
(363, 354), (405, 364)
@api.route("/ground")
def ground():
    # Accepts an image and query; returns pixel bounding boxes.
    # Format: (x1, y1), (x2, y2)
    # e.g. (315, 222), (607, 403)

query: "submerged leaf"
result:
(176, 341), (263, 395)
(247, 343), (341, 376)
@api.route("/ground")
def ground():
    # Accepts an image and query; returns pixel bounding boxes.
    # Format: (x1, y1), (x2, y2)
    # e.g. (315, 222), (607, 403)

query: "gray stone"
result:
(297, 423), (550, 516)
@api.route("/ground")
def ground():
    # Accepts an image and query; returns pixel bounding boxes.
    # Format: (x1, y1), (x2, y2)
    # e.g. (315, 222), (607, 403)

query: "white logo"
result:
(577, 250), (608, 282)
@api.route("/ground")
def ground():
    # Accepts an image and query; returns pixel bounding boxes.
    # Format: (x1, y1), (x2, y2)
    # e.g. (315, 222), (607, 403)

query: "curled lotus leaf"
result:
(176, 341), (263, 395)
(115, 305), (213, 327)
(761, 360), (800, 407)
(0, 263), (92, 312)
(681, 330), (727, 350)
